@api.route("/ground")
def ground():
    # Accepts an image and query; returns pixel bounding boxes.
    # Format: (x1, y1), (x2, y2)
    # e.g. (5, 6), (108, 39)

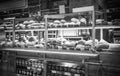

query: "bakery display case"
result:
(44, 12), (94, 51)
(1, 6), (120, 52)
(1, 6), (97, 53)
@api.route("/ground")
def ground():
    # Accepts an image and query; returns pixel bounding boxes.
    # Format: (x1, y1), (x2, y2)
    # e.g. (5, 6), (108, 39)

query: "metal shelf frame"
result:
(4, 25), (120, 32)
(44, 6), (96, 52)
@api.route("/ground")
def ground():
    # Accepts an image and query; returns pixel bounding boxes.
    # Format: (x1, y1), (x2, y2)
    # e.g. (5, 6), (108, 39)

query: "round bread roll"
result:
(76, 44), (85, 51)
(85, 40), (92, 46)
(63, 41), (76, 47)
(23, 21), (30, 25)
(54, 20), (60, 24)
(64, 22), (69, 27)
(85, 39), (98, 46)
(27, 24), (32, 29)
(76, 22), (81, 25)
(96, 19), (104, 24)
(71, 18), (79, 23)
(19, 24), (26, 29)
(80, 18), (87, 24)
(61, 19), (66, 23)
(77, 40), (86, 45)
(95, 39), (109, 51)
(49, 23), (54, 27)
(96, 43), (109, 51)
(29, 20), (36, 24)
(34, 44), (44, 48)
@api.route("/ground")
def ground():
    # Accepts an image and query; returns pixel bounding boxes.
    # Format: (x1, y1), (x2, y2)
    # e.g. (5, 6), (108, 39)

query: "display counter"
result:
(1, 48), (99, 62)
(0, 48), (120, 76)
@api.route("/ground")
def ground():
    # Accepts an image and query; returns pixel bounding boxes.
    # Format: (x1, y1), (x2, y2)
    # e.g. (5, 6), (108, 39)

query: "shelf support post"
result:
(44, 15), (48, 49)
(12, 18), (15, 47)
(92, 6), (96, 52)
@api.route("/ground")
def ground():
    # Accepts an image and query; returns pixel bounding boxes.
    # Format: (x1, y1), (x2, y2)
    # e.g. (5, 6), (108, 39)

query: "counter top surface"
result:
(1, 48), (98, 57)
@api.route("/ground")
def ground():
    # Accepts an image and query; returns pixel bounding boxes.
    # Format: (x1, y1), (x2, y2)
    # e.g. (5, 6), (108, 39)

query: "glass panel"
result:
(44, 12), (94, 52)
